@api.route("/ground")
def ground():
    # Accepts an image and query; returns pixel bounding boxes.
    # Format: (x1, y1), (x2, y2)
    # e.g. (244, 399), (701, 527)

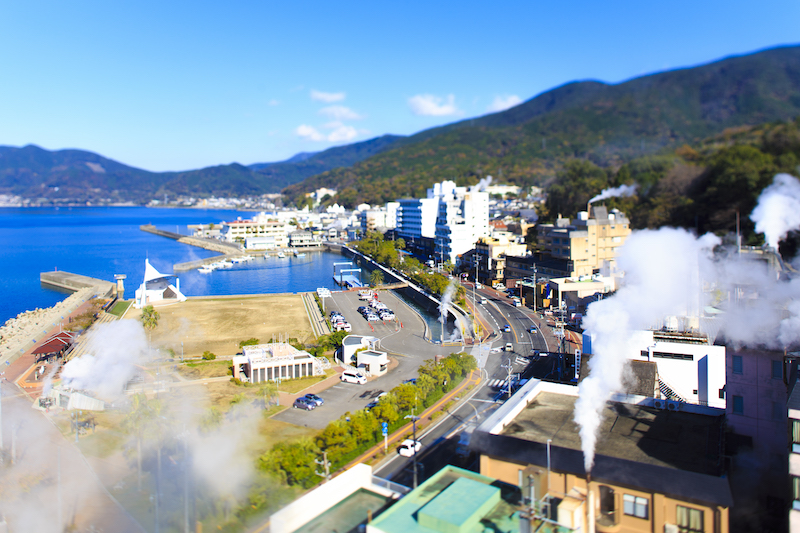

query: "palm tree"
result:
(370, 269), (384, 288)
(140, 305), (160, 343)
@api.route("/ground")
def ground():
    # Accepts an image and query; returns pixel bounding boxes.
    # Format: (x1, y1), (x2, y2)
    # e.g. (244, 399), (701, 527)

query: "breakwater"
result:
(40, 271), (115, 295)
(140, 225), (242, 255)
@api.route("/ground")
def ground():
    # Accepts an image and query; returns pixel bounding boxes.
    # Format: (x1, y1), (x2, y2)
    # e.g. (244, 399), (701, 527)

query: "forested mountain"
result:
(284, 45), (800, 207)
(0, 134), (405, 204)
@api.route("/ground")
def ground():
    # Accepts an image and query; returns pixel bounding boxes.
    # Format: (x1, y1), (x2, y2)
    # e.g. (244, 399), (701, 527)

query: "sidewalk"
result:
(343, 369), (481, 470)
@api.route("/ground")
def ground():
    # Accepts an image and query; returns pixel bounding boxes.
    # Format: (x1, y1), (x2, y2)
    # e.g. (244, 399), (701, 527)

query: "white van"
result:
(505, 343), (513, 352)
(341, 368), (367, 384)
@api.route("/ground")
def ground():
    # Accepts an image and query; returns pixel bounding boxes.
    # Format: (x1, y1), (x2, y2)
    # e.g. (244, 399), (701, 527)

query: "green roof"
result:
(369, 466), (520, 533)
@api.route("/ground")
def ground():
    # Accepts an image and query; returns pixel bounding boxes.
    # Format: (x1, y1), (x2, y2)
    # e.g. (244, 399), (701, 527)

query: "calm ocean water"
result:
(0, 207), (356, 325)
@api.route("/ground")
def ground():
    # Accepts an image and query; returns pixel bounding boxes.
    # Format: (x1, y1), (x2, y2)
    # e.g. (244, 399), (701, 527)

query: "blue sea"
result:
(0, 207), (357, 325)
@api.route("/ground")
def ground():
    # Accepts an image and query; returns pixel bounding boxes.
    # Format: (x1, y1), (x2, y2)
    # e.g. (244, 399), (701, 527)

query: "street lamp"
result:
(405, 415), (420, 488)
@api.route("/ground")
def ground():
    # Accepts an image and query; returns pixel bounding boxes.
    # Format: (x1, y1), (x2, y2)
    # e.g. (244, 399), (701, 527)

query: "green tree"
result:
(370, 269), (385, 287)
(261, 438), (320, 488)
(202, 350), (217, 360)
(140, 305), (160, 343)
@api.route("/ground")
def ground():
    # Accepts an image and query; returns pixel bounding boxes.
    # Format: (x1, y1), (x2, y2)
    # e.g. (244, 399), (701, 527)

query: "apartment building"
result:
(472, 379), (732, 533)
(463, 236), (528, 284)
(536, 205), (631, 278)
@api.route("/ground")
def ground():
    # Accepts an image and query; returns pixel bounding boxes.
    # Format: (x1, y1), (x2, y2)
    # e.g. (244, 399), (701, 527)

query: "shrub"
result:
(239, 338), (260, 348)
(202, 351), (217, 360)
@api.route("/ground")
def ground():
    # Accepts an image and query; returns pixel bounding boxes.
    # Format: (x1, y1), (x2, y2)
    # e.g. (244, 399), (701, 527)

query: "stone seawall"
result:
(140, 225), (242, 255)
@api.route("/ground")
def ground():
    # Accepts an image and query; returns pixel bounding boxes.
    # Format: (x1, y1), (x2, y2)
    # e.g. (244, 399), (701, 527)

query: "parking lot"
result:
(273, 288), (452, 429)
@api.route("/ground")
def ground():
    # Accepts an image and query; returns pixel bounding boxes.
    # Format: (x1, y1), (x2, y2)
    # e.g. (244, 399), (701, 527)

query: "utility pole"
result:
(315, 451), (331, 482)
(405, 415), (420, 488)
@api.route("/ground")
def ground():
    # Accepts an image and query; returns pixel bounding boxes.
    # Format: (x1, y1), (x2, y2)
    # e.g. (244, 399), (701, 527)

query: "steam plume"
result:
(588, 184), (637, 204)
(60, 320), (147, 399)
(439, 281), (459, 342)
(750, 173), (800, 249)
(474, 175), (493, 192)
(574, 228), (719, 472)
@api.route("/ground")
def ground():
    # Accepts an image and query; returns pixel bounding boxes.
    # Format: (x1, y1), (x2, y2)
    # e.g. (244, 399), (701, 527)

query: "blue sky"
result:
(1, 1), (798, 172)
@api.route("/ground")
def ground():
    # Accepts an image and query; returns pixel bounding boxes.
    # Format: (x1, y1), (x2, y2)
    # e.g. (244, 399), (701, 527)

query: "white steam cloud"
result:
(750, 173), (800, 249)
(574, 228), (720, 473)
(588, 184), (638, 204)
(474, 175), (493, 192)
(60, 320), (147, 399)
(439, 280), (459, 342)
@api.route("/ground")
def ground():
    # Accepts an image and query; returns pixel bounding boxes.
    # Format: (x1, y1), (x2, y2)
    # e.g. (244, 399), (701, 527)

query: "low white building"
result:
(583, 324), (726, 409)
(134, 259), (186, 308)
(340, 335), (380, 365)
(357, 349), (389, 376)
(222, 217), (290, 247)
(232, 343), (327, 383)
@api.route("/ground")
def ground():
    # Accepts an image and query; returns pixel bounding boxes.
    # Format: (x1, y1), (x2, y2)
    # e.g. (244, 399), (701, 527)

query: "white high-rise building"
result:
(397, 180), (489, 263)
(434, 184), (489, 264)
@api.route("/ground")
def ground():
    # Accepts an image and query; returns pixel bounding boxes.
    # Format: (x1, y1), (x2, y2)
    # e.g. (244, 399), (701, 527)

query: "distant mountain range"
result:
(0, 134), (405, 204)
(1, 45), (799, 205)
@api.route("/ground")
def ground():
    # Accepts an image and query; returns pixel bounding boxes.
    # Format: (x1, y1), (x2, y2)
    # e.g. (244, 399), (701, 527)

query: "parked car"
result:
(304, 393), (324, 406)
(366, 313), (380, 321)
(293, 397), (316, 410)
(402, 378), (417, 385)
(397, 439), (422, 457)
(341, 369), (367, 384)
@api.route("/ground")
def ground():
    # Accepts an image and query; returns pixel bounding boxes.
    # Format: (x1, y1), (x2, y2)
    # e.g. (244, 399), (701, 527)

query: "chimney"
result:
(585, 472), (595, 533)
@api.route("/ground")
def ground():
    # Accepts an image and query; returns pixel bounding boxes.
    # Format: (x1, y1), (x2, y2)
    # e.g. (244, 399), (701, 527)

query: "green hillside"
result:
(284, 45), (800, 207)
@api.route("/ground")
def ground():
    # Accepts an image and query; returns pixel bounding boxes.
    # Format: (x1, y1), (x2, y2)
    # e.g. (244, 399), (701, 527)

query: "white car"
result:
(397, 439), (422, 457)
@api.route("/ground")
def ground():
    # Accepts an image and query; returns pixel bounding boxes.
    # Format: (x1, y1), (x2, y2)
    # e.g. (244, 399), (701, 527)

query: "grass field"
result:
(126, 294), (315, 359)
(177, 359), (233, 379)
(109, 300), (132, 317)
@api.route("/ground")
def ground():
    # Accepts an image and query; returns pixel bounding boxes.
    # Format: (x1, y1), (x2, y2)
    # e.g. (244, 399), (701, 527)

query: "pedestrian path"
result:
(65, 312), (119, 361)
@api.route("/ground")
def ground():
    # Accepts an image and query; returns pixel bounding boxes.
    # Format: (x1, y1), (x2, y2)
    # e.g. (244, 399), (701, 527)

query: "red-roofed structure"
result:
(32, 331), (76, 362)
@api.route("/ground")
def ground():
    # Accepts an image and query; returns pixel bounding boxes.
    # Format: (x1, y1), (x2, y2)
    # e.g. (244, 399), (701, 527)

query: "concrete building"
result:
(789, 375), (800, 533)
(288, 229), (316, 247)
(535, 205), (631, 278)
(357, 349), (389, 376)
(582, 326), (727, 410)
(471, 379), (732, 533)
(361, 202), (400, 234)
(464, 236), (528, 285)
(221, 218), (290, 248)
(339, 335), (380, 365)
(368, 465), (523, 533)
(434, 183), (490, 264)
(232, 342), (328, 383)
(270, 463), (408, 533)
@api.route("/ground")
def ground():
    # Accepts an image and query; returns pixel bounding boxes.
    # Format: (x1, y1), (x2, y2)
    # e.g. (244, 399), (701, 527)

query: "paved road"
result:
(273, 289), (458, 429)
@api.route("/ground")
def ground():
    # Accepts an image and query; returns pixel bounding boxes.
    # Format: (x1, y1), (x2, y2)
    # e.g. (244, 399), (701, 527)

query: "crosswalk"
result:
(487, 378), (509, 389)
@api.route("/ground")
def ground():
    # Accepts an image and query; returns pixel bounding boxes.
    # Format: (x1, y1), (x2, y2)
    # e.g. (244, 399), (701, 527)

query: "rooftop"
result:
(368, 466), (521, 533)
(501, 392), (723, 476)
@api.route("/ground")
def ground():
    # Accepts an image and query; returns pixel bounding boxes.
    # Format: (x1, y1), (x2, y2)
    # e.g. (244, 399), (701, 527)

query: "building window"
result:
(623, 494), (649, 519)
(792, 421), (800, 445)
(677, 505), (704, 533)
(732, 395), (744, 415)
(772, 360), (783, 380)
(793, 476), (800, 502)
(732, 355), (743, 374)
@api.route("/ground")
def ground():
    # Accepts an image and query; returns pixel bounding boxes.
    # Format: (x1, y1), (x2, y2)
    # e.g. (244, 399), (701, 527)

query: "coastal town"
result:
(0, 171), (797, 533)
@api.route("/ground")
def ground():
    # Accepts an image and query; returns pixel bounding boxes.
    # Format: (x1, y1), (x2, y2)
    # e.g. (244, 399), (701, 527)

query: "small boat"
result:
(277, 251), (286, 258)
(198, 265), (214, 274)
(294, 250), (306, 258)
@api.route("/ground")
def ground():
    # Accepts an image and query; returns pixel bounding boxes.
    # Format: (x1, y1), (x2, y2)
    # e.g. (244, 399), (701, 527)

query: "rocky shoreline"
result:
(0, 287), (98, 364)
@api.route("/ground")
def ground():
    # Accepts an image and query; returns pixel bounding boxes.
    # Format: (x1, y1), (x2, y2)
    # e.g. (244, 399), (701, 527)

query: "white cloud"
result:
(295, 124), (324, 141)
(296, 123), (358, 143)
(327, 125), (358, 142)
(486, 94), (522, 113)
(408, 94), (460, 116)
(311, 89), (346, 103)
(319, 105), (363, 121)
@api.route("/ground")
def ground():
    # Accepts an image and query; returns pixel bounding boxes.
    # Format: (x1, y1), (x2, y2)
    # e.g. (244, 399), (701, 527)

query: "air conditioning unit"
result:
(667, 400), (680, 412)
(664, 524), (679, 533)
(653, 399), (666, 410)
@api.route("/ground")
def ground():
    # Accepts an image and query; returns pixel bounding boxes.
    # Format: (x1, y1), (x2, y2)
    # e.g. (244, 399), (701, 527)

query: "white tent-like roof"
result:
(143, 258), (174, 283)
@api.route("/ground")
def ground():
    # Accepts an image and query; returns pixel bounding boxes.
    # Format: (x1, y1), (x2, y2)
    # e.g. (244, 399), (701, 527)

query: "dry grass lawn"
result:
(126, 295), (315, 358)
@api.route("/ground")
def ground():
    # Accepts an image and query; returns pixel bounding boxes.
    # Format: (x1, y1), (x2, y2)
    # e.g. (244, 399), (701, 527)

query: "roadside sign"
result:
(381, 422), (388, 436)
